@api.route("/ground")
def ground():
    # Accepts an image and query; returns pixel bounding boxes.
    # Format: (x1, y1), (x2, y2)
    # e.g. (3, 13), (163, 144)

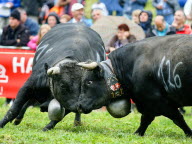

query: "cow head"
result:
(77, 61), (125, 114)
(46, 61), (83, 113)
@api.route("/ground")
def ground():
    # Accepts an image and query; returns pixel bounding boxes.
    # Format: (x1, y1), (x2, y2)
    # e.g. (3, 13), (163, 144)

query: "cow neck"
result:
(100, 59), (123, 98)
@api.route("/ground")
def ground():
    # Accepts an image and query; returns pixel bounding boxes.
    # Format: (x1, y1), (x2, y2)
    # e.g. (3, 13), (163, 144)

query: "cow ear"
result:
(97, 64), (105, 78)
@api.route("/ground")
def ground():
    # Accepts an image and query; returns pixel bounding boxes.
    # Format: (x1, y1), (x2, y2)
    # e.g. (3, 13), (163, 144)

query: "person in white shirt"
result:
(68, 3), (92, 27)
(91, 9), (104, 22)
(184, 0), (192, 24)
(91, 1), (108, 16)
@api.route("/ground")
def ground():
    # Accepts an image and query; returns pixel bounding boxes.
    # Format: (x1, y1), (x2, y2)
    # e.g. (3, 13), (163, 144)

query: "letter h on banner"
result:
(12, 57), (25, 73)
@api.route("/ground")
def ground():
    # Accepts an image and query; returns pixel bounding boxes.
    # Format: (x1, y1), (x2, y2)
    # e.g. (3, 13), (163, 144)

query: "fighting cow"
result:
(0, 23), (106, 130)
(75, 34), (192, 137)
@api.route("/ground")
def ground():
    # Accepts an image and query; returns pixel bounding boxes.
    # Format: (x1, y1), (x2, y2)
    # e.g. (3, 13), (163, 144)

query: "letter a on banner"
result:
(25, 57), (33, 73)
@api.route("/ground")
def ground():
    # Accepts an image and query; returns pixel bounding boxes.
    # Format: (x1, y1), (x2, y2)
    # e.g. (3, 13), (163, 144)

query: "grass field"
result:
(0, 98), (192, 144)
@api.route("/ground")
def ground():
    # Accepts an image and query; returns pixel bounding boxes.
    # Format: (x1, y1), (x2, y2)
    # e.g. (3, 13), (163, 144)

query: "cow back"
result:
(33, 23), (106, 67)
(109, 34), (192, 105)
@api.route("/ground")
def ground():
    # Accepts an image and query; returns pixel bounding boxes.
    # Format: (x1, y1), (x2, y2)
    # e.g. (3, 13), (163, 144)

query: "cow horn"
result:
(77, 62), (98, 69)
(47, 67), (60, 75)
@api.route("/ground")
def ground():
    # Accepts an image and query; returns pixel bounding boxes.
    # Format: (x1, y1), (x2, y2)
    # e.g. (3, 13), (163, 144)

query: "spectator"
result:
(138, 10), (153, 37)
(63, 0), (85, 17)
(45, 12), (60, 28)
(0, 9), (30, 46)
(100, 0), (123, 16)
(152, 0), (180, 25)
(91, 1), (108, 16)
(106, 23), (136, 53)
(38, 0), (54, 24)
(17, 8), (39, 39)
(184, 0), (192, 24)
(20, 0), (43, 22)
(172, 10), (191, 34)
(132, 9), (141, 24)
(123, 0), (147, 19)
(0, 0), (21, 30)
(49, 0), (71, 17)
(60, 14), (71, 23)
(148, 15), (176, 37)
(178, 0), (187, 8)
(27, 24), (51, 50)
(68, 3), (92, 27)
(91, 9), (104, 22)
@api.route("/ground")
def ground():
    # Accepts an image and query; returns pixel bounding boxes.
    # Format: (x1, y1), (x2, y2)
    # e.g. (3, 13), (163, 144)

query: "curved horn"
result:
(77, 62), (98, 69)
(47, 67), (60, 75)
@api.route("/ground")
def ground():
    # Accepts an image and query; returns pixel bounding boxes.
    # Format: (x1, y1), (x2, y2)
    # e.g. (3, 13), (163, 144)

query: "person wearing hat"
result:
(0, 9), (30, 46)
(68, 3), (92, 27)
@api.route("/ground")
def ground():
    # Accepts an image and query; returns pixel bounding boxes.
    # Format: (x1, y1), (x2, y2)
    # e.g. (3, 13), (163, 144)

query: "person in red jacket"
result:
(172, 10), (191, 34)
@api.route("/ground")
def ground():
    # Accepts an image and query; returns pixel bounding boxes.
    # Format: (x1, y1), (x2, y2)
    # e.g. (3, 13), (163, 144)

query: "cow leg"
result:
(134, 114), (155, 136)
(13, 99), (37, 125)
(0, 85), (32, 128)
(43, 112), (82, 130)
(163, 108), (192, 137)
(74, 113), (81, 126)
(40, 99), (52, 112)
(43, 109), (71, 131)
(43, 99), (67, 131)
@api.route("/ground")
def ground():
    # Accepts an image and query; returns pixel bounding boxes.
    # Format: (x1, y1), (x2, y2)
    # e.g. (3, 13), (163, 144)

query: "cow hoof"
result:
(42, 127), (51, 132)
(13, 118), (22, 125)
(0, 121), (4, 128)
(186, 134), (192, 138)
(42, 128), (48, 131)
(185, 131), (192, 137)
(134, 131), (144, 136)
(74, 121), (81, 126)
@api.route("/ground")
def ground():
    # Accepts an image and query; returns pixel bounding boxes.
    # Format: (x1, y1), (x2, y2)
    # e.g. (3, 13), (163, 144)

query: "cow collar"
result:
(100, 59), (123, 98)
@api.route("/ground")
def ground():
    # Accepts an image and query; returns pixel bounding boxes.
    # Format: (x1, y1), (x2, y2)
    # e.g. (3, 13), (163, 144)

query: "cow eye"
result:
(87, 81), (93, 85)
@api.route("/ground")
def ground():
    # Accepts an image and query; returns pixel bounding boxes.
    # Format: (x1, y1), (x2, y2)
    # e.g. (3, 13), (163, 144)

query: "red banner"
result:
(0, 47), (35, 98)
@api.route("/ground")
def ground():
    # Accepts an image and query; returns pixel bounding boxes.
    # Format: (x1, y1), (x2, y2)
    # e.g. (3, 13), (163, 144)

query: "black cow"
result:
(0, 23), (106, 130)
(76, 34), (192, 137)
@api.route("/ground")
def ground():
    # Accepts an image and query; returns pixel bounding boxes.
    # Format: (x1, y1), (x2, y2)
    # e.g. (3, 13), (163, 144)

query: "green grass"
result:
(0, 98), (192, 143)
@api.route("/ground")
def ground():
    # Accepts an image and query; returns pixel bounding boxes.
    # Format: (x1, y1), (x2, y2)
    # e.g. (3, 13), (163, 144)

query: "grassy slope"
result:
(0, 98), (192, 144)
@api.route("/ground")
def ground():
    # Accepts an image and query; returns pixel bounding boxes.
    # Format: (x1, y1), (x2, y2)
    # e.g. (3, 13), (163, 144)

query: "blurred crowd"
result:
(0, 0), (192, 52)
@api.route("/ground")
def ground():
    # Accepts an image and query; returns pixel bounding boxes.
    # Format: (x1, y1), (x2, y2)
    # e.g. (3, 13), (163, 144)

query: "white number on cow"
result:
(158, 56), (183, 91)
